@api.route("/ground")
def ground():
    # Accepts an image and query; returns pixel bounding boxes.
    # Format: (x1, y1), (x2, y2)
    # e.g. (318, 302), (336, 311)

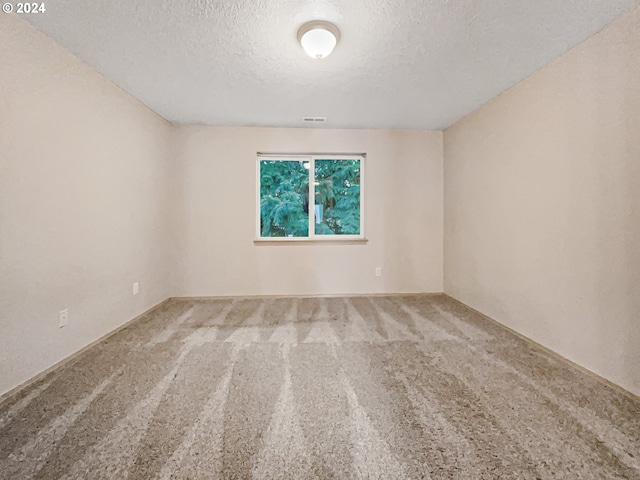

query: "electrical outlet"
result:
(58, 309), (68, 328)
(375, 267), (382, 277)
(133, 282), (139, 295)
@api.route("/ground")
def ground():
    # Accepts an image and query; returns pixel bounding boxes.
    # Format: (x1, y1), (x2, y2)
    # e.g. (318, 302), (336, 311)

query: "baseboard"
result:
(174, 292), (444, 300)
(444, 294), (640, 404)
(0, 297), (173, 405)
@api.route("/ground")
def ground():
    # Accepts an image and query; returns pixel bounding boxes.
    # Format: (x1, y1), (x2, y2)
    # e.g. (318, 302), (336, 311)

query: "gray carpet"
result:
(1, 295), (639, 479)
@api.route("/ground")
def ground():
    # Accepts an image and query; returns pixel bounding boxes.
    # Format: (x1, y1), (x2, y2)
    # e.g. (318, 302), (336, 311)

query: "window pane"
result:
(314, 159), (361, 235)
(260, 160), (309, 237)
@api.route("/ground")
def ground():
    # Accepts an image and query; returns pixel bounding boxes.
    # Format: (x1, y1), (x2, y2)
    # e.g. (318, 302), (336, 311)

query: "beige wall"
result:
(444, 8), (640, 395)
(0, 16), (177, 395)
(174, 127), (443, 297)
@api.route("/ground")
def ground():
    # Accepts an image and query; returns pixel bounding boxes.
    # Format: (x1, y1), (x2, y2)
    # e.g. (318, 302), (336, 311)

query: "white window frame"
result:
(256, 153), (365, 242)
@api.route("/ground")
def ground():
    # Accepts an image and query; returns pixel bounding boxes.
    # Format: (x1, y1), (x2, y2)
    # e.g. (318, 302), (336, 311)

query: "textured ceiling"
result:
(23, 0), (640, 130)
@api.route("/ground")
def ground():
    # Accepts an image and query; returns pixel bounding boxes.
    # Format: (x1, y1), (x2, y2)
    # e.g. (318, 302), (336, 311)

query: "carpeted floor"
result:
(1, 295), (639, 479)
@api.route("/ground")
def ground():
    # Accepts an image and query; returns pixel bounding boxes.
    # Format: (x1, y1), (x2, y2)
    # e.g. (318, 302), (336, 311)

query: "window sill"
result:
(254, 237), (368, 245)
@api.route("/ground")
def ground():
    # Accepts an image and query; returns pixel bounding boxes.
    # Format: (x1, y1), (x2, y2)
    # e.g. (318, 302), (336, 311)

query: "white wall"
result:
(0, 16), (177, 395)
(174, 127), (443, 297)
(444, 8), (640, 396)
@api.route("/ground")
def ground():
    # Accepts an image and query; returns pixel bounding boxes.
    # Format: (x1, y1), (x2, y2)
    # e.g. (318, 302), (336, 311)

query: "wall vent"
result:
(302, 116), (327, 123)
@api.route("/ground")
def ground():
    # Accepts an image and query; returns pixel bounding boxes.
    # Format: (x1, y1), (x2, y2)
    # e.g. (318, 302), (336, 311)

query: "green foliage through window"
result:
(260, 160), (309, 237)
(259, 156), (362, 238)
(314, 159), (360, 235)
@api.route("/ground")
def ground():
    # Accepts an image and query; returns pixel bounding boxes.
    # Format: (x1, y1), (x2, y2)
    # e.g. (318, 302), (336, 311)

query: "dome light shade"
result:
(297, 21), (340, 59)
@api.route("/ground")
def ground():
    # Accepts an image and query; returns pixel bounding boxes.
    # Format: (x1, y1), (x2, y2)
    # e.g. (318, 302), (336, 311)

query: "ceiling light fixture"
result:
(297, 21), (340, 59)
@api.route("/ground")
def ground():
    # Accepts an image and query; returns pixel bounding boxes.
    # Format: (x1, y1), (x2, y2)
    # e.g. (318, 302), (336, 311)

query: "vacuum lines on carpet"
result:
(0, 295), (639, 479)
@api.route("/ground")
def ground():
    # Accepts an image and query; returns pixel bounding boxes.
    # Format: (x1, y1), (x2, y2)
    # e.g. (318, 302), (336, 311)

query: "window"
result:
(257, 154), (364, 240)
